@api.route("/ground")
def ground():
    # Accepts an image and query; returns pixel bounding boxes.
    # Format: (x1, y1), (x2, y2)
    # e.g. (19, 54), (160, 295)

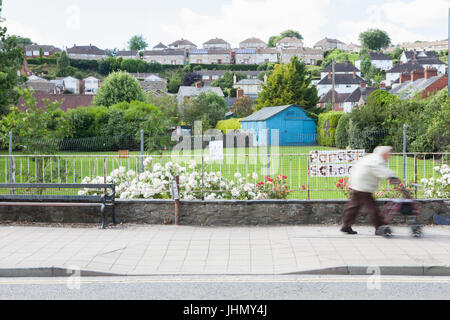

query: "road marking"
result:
(1, 277), (450, 286)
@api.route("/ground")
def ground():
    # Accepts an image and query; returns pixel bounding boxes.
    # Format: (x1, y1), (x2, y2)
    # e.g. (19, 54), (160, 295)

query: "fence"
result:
(0, 152), (448, 200)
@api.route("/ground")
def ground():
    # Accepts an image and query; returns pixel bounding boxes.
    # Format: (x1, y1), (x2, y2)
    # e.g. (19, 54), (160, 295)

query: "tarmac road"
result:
(1, 275), (450, 300)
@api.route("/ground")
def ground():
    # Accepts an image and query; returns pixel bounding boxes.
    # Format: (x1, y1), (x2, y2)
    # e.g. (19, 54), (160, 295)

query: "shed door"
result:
(283, 111), (302, 145)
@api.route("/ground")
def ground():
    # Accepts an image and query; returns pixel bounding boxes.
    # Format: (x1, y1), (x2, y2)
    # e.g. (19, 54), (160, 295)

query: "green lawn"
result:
(0, 146), (447, 200)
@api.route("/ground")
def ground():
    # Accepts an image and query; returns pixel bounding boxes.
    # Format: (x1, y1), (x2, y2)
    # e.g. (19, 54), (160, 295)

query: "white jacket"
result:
(349, 153), (397, 193)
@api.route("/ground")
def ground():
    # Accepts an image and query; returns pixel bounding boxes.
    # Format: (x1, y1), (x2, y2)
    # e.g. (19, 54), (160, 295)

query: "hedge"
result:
(216, 119), (241, 133)
(189, 63), (259, 71)
(26, 57), (57, 65)
(335, 113), (350, 149)
(317, 111), (344, 147)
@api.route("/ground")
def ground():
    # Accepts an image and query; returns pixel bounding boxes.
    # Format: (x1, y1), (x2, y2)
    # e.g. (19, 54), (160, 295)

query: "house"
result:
(19, 92), (94, 112)
(116, 50), (140, 59)
(355, 52), (393, 71)
(239, 37), (267, 49)
(240, 104), (317, 146)
(197, 70), (259, 86)
(317, 89), (351, 111)
(168, 39), (197, 51)
(67, 44), (108, 60)
(347, 43), (361, 53)
(82, 76), (100, 95)
(255, 48), (278, 64)
(233, 78), (264, 97)
(203, 38), (231, 50)
(342, 84), (385, 113)
(189, 49), (231, 64)
(414, 58), (446, 75)
(235, 49), (256, 65)
(139, 74), (167, 92)
(153, 43), (168, 51)
(314, 38), (347, 51)
(26, 75), (57, 93)
(320, 62), (361, 79)
(276, 37), (303, 51)
(400, 50), (439, 63)
(62, 76), (80, 94)
(316, 72), (366, 97)
(399, 40), (448, 53)
(389, 68), (448, 99)
(385, 61), (424, 86)
(177, 84), (224, 107)
(24, 45), (60, 58)
(142, 49), (186, 65)
(280, 48), (323, 65)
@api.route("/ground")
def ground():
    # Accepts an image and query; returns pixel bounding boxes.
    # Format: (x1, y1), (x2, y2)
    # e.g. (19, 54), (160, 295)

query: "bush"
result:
(348, 121), (386, 152)
(216, 119), (241, 133)
(335, 113), (350, 149)
(317, 111), (344, 147)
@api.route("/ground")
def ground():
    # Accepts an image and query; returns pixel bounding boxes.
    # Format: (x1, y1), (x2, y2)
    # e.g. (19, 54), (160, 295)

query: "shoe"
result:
(375, 225), (392, 237)
(340, 226), (358, 235)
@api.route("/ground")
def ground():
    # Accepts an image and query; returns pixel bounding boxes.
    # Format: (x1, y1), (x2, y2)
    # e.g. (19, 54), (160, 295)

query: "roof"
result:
(403, 50), (439, 60)
(67, 45), (107, 55)
(168, 39), (196, 47)
(144, 74), (166, 82)
(18, 93), (94, 111)
(236, 49), (256, 54)
(197, 70), (260, 77)
(282, 47), (323, 55)
(203, 38), (230, 45)
(344, 87), (382, 103)
(414, 57), (445, 65)
(387, 61), (424, 73)
(389, 75), (446, 99)
(318, 89), (351, 104)
(25, 45), (60, 52)
(256, 48), (277, 54)
(317, 73), (365, 85)
(153, 42), (168, 49)
(177, 86), (224, 98)
(314, 37), (346, 47)
(25, 78), (56, 93)
(189, 49), (231, 55)
(116, 50), (138, 57)
(277, 37), (303, 44)
(322, 62), (360, 73)
(140, 81), (167, 92)
(235, 79), (263, 86)
(240, 37), (266, 44)
(241, 104), (307, 122)
(359, 52), (392, 61)
(143, 49), (185, 56)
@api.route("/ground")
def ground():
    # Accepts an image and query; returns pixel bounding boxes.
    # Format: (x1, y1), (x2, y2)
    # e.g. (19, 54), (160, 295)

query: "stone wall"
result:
(0, 199), (448, 226)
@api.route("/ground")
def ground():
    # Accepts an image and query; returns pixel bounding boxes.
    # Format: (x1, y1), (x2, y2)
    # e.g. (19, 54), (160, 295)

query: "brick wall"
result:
(421, 76), (448, 98)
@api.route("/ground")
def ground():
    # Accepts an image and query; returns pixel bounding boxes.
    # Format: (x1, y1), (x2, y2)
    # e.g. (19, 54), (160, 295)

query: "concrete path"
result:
(0, 225), (450, 276)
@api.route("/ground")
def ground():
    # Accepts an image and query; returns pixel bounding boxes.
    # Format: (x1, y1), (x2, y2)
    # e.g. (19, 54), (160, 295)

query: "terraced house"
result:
(203, 38), (231, 50)
(189, 49), (231, 64)
(25, 45), (60, 57)
(67, 44), (108, 60)
(239, 37), (267, 50)
(142, 49), (186, 65)
(280, 47), (323, 65)
(115, 50), (140, 59)
(168, 39), (197, 51)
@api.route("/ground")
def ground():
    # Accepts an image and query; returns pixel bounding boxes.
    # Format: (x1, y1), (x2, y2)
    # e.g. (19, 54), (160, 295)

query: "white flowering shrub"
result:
(420, 165), (450, 199)
(79, 157), (267, 200)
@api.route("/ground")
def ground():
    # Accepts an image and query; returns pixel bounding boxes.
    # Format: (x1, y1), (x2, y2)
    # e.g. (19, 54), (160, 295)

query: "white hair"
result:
(373, 146), (393, 156)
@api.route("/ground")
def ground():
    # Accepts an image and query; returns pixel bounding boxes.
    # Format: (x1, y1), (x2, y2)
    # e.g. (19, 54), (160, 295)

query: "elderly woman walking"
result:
(341, 146), (399, 236)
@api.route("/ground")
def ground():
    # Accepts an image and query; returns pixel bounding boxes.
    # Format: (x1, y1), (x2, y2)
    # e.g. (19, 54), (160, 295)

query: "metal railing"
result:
(0, 152), (448, 200)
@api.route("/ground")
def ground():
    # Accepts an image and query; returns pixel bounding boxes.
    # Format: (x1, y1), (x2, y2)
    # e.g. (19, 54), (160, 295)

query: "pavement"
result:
(1, 224), (450, 277)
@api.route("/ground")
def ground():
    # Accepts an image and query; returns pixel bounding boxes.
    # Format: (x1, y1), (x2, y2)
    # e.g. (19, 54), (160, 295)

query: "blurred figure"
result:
(341, 146), (399, 236)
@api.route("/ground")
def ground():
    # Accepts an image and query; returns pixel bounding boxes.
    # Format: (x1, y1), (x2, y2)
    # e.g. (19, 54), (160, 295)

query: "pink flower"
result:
(302, 185), (306, 190)
(337, 184), (342, 188)
(339, 179), (344, 184)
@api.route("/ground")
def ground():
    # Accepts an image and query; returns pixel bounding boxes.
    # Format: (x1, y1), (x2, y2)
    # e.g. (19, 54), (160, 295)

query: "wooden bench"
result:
(118, 150), (129, 158)
(0, 183), (116, 229)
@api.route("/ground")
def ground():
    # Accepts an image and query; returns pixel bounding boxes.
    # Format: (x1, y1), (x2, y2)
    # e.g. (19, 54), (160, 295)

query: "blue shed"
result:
(240, 104), (317, 146)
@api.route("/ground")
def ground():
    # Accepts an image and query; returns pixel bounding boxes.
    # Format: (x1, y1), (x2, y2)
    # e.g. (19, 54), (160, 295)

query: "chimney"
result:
(195, 82), (202, 88)
(424, 67), (438, 79)
(411, 69), (424, 82)
(400, 72), (410, 83)
(360, 82), (367, 88)
(353, 71), (356, 79)
(236, 89), (244, 99)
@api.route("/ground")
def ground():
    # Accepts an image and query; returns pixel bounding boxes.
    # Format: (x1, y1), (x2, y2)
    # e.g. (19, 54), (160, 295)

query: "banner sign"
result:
(209, 140), (224, 161)
(309, 150), (365, 177)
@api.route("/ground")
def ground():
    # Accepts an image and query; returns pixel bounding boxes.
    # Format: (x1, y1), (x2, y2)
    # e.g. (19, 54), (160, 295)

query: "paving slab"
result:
(0, 224), (450, 276)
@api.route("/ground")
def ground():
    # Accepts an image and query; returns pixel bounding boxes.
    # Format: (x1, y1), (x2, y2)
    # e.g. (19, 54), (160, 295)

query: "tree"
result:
(359, 54), (372, 76)
(322, 49), (359, 67)
(94, 71), (146, 107)
(182, 72), (202, 86)
(167, 70), (183, 94)
(211, 71), (246, 97)
(14, 36), (34, 45)
(147, 92), (180, 126)
(128, 35), (148, 51)
(55, 51), (71, 77)
(181, 92), (228, 130)
(231, 96), (253, 118)
(0, 21), (26, 114)
(254, 56), (319, 114)
(359, 29), (391, 51)
(268, 29), (303, 47)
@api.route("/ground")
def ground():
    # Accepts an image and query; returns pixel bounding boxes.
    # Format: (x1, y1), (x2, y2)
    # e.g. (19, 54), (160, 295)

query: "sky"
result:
(1, 0), (449, 50)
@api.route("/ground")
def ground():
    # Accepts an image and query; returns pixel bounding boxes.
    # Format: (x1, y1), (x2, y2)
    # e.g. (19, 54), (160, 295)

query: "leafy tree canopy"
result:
(128, 35), (148, 51)
(359, 29), (391, 51)
(211, 71), (246, 97)
(181, 92), (228, 130)
(231, 96), (254, 118)
(268, 29), (303, 47)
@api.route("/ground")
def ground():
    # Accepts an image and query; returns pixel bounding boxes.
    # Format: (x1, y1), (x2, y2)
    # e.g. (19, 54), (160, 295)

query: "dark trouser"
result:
(342, 189), (385, 229)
